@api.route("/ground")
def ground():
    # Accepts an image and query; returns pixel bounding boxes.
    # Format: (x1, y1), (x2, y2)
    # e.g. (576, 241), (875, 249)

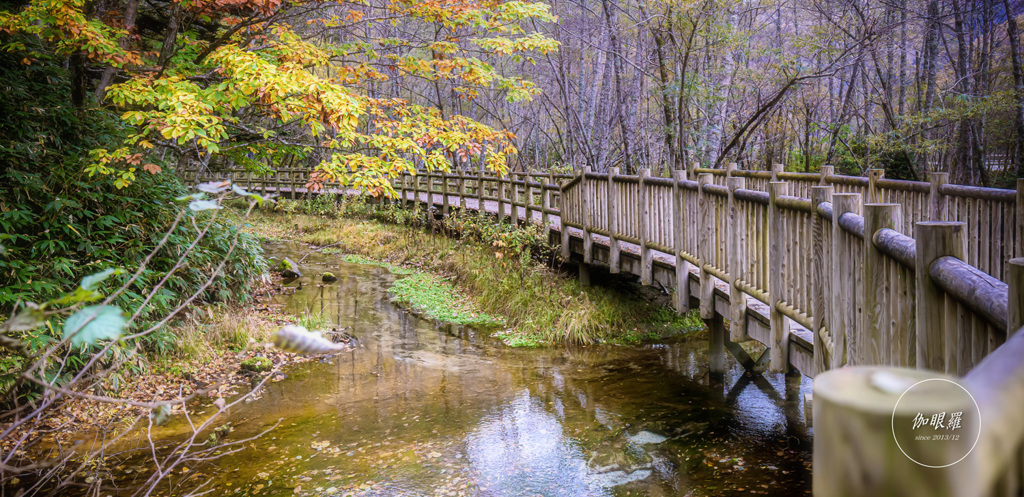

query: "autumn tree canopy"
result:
(1, 0), (558, 194)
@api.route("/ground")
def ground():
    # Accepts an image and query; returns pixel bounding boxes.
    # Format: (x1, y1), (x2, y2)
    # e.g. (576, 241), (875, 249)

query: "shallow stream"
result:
(154, 242), (812, 496)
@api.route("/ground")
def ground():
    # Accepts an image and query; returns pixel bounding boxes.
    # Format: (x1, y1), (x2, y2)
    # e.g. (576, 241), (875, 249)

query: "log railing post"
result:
(432, 171), (439, 211)
(542, 172), (553, 230)
(863, 203), (902, 366)
(290, 166), (297, 200)
(459, 171), (467, 211)
(915, 221), (966, 373)
(533, 170), (542, 223)
(398, 173), (406, 205)
(929, 172), (949, 220)
(477, 169), (485, 203)
(698, 173), (715, 319)
(772, 162), (783, 181)
(421, 172), (429, 207)
(867, 168), (885, 203)
(526, 170), (536, 223)
(430, 172), (438, 207)
(1010, 258), (1024, 337)
(727, 176), (747, 341)
(819, 165), (834, 186)
(1016, 179), (1024, 257)
(510, 175), (520, 225)
(413, 172), (421, 207)
(607, 167), (621, 274)
(441, 171), (450, 216)
(811, 185), (834, 375)
(261, 167), (268, 199)
(813, 366), (967, 497)
(831, 193), (861, 368)
(582, 166), (593, 264)
(428, 171), (435, 207)
(639, 168), (653, 285)
(769, 181), (790, 373)
(673, 169), (691, 313)
(560, 173), (571, 261)
(498, 174), (507, 221)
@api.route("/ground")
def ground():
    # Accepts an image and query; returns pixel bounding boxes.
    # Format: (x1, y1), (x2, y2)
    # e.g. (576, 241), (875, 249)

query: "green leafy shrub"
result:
(0, 50), (266, 402)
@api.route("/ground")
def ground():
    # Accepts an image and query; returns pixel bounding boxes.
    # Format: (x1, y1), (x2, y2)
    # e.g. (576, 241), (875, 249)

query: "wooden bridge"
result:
(180, 163), (1024, 497)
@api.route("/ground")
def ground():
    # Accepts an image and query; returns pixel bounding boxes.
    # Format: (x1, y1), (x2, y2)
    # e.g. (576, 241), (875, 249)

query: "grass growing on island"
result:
(389, 273), (504, 327)
(340, 254), (501, 326)
(242, 203), (705, 346)
(340, 254), (415, 275)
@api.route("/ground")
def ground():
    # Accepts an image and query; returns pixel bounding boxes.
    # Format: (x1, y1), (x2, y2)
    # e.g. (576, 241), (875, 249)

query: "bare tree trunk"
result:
(602, 0), (635, 172)
(825, 59), (860, 166)
(951, 0), (988, 185)
(1005, 0), (1024, 178)
(157, 5), (181, 74)
(653, 20), (678, 169)
(899, 0), (907, 116)
(918, 0), (941, 171)
(708, 7), (738, 165)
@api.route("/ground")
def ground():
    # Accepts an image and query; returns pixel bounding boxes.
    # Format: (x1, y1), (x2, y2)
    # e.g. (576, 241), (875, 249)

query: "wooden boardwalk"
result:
(181, 164), (1024, 497)
(393, 186), (810, 373)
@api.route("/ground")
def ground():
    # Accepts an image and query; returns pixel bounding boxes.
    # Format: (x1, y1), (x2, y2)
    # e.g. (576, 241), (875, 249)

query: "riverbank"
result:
(242, 202), (703, 346)
(0, 285), (316, 455)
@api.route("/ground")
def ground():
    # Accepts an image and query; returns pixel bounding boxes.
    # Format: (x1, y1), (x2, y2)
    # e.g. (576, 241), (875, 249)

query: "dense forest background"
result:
(459, 0), (1024, 186)
(6, 0), (1024, 189)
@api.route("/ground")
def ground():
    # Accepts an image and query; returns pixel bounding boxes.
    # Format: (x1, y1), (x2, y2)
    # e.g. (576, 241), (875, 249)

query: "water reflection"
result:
(156, 242), (812, 496)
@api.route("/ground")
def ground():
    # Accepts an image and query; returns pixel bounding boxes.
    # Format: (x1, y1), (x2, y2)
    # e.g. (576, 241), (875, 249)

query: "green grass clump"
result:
(389, 273), (504, 327)
(296, 310), (332, 330)
(340, 254), (415, 274)
(240, 356), (273, 373)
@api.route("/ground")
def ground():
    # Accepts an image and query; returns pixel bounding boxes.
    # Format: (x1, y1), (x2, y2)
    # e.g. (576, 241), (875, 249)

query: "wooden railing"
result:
(698, 164), (1020, 281)
(549, 166), (1014, 371)
(393, 169), (570, 230)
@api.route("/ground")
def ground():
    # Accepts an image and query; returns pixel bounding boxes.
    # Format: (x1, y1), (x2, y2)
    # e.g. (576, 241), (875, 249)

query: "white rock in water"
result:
(627, 431), (668, 445)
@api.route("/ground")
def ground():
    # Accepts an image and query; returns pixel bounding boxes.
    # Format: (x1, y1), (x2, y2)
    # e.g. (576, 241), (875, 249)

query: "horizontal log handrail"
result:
(873, 228), (916, 269)
(930, 256), (1009, 330)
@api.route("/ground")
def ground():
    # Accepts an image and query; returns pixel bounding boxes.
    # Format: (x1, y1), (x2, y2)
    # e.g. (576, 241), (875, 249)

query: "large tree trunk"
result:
(157, 4), (181, 74)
